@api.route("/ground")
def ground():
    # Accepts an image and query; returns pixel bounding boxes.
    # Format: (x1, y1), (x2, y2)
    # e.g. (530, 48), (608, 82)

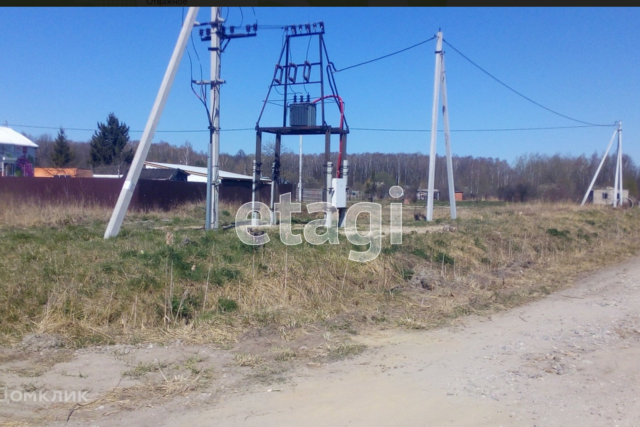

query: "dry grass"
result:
(1, 198), (639, 350)
(234, 352), (265, 367)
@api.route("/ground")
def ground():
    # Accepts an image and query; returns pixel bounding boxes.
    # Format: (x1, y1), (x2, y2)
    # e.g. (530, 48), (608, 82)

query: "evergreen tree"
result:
(51, 128), (75, 167)
(89, 113), (133, 167)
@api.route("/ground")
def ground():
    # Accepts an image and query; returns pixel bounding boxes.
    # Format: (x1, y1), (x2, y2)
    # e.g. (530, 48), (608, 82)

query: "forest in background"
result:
(29, 132), (639, 203)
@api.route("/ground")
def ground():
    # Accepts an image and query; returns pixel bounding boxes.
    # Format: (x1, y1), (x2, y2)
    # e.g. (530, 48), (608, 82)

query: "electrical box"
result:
(289, 102), (316, 126)
(331, 178), (347, 208)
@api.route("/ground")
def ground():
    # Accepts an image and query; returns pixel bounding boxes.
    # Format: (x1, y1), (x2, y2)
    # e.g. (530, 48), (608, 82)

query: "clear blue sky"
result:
(1, 7), (638, 165)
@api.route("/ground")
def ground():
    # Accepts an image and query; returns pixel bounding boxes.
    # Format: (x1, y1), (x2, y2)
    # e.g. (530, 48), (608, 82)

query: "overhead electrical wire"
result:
(12, 22), (616, 138)
(352, 125), (601, 132)
(442, 38), (616, 128)
(333, 35), (437, 73)
(183, 7), (211, 127)
(8, 124), (253, 133)
(9, 123), (607, 134)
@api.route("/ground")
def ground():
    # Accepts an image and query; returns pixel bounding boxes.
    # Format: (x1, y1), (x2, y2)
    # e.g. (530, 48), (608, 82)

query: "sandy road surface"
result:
(5, 255), (640, 427)
(171, 255), (640, 427)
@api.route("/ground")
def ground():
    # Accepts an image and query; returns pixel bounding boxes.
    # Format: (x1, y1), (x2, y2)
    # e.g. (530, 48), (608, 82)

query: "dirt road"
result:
(4, 256), (640, 426)
(174, 255), (640, 427)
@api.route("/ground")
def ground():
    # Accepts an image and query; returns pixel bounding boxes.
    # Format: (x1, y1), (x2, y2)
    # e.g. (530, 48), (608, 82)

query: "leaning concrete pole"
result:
(426, 31), (443, 222)
(580, 127), (618, 206)
(104, 7), (200, 239)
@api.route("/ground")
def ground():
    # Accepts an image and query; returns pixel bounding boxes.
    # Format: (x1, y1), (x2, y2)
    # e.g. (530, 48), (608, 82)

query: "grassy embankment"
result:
(1, 198), (639, 347)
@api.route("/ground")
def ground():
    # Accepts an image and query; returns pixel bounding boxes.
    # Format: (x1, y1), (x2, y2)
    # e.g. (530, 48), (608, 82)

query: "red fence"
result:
(0, 177), (292, 211)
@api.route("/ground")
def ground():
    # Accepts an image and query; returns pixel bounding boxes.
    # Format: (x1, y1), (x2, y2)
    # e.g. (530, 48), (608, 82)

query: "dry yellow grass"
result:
(0, 198), (639, 348)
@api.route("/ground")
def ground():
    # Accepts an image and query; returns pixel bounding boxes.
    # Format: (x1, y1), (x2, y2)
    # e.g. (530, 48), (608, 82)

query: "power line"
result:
(442, 38), (616, 128)
(10, 123), (605, 135)
(7, 124), (252, 133)
(333, 35), (437, 73)
(353, 125), (603, 132)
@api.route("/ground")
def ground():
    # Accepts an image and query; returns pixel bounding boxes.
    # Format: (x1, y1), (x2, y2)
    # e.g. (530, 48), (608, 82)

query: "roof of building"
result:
(139, 168), (189, 181)
(34, 167), (93, 178)
(143, 161), (270, 182)
(0, 127), (39, 148)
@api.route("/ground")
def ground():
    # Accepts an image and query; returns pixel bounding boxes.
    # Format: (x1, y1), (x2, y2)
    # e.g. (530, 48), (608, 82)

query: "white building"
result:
(589, 187), (630, 205)
(142, 161), (270, 183)
(0, 126), (38, 176)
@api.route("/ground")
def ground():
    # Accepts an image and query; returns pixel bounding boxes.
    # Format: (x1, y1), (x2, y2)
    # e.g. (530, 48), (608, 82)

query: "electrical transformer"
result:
(289, 102), (316, 127)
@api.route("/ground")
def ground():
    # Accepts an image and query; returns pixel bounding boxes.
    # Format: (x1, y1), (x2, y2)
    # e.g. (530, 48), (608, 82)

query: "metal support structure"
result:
(580, 123), (621, 207)
(253, 23), (349, 223)
(104, 7), (199, 239)
(324, 129), (331, 202)
(426, 31), (456, 222)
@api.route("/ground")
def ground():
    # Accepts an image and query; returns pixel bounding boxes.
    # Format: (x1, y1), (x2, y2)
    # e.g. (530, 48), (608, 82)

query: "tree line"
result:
(27, 113), (639, 202)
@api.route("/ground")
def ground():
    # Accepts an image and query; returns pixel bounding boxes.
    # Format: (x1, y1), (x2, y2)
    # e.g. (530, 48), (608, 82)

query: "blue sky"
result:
(1, 7), (638, 164)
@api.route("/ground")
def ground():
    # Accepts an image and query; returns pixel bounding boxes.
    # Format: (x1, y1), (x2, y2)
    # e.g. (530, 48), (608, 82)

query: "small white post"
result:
(426, 31), (443, 222)
(104, 7), (199, 239)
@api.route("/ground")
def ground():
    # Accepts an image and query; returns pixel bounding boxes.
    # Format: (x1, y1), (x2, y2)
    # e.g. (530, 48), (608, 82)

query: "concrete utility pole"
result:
(104, 7), (199, 239)
(206, 7), (223, 230)
(614, 121), (623, 207)
(580, 122), (622, 207)
(426, 30), (456, 222)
